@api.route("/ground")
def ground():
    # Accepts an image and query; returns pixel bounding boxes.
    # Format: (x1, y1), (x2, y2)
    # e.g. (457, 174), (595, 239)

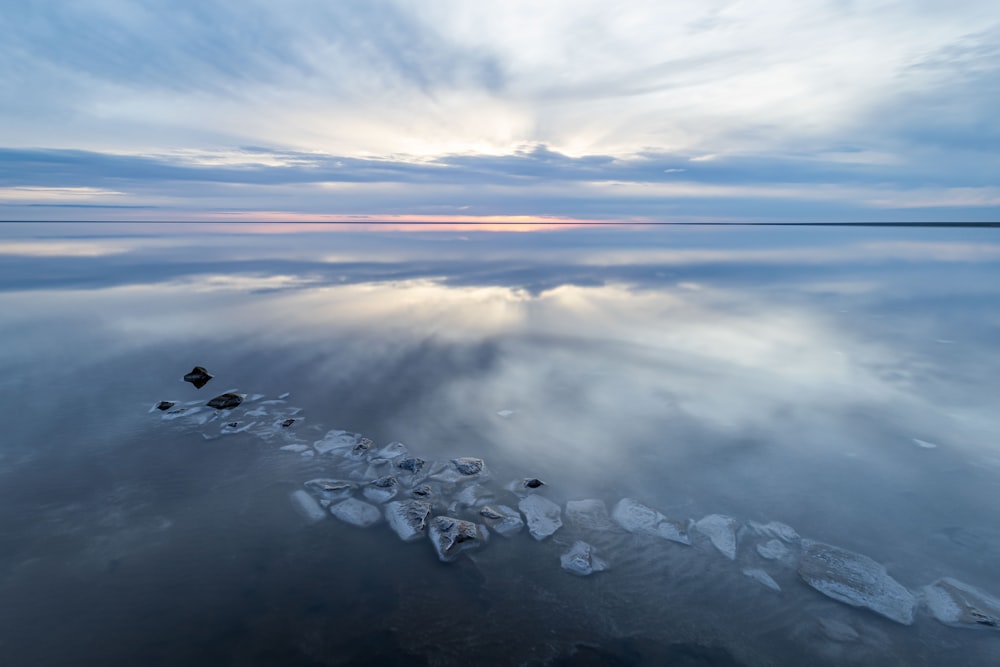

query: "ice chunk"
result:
(611, 498), (691, 545)
(743, 568), (781, 592)
(479, 505), (524, 537)
(757, 539), (793, 561)
(290, 490), (326, 523)
(206, 392), (243, 410)
(330, 498), (382, 527)
(280, 444), (310, 453)
(695, 514), (740, 560)
(518, 495), (562, 541)
(183, 366), (213, 389)
(362, 476), (399, 503)
(385, 500), (432, 542)
(798, 540), (917, 625)
(560, 541), (609, 576)
(363, 458), (393, 480)
(428, 516), (488, 562)
(304, 479), (356, 501)
(313, 430), (366, 455)
(749, 520), (800, 543)
(565, 499), (613, 530)
(923, 578), (1000, 629)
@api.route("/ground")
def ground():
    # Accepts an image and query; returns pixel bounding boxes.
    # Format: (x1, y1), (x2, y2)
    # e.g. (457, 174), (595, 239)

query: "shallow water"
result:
(1, 223), (999, 666)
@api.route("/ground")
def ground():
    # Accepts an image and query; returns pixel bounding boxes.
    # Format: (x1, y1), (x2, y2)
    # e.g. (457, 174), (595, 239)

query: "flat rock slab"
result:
(385, 500), (432, 542)
(923, 578), (1000, 630)
(565, 499), (613, 530)
(695, 514), (740, 560)
(519, 495), (563, 541)
(798, 540), (917, 625)
(330, 498), (382, 528)
(206, 393), (243, 410)
(428, 516), (488, 562)
(479, 505), (524, 537)
(560, 541), (609, 576)
(611, 498), (691, 545)
(290, 490), (327, 523)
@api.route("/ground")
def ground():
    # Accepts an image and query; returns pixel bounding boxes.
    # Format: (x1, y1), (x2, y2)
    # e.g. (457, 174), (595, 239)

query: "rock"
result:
(313, 430), (366, 455)
(757, 539), (793, 561)
(397, 457), (426, 474)
(505, 478), (546, 495)
(362, 476), (399, 503)
(304, 479), (356, 501)
(348, 438), (374, 460)
(749, 520), (800, 543)
(479, 505), (524, 537)
(798, 540), (916, 625)
(429, 457), (489, 483)
(155, 401), (175, 411)
(611, 498), (691, 545)
(385, 500), (432, 542)
(281, 418), (296, 428)
(565, 499), (613, 530)
(183, 366), (213, 389)
(206, 392), (243, 410)
(560, 541), (609, 576)
(412, 484), (433, 498)
(923, 578), (1000, 630)
(452, 457), (485, 476)
(428, 516), (488, 562)
(695, 514), (740, 560)
(290, 490), (326, 523)
(518, 495), (563, 540)
(363, 458), (393, 480)
(743, 568), (781, 592)
(330, 498), (382, 527)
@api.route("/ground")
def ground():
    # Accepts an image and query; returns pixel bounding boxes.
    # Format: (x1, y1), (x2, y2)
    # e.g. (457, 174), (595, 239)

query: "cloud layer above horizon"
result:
(2, 0), (998, 222)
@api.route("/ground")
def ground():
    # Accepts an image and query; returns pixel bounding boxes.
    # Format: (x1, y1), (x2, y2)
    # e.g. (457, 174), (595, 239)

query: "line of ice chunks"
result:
(152, 371), (1000, 633)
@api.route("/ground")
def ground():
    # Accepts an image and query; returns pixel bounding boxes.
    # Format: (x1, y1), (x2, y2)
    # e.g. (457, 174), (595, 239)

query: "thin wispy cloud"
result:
(1, 1), (997, 222)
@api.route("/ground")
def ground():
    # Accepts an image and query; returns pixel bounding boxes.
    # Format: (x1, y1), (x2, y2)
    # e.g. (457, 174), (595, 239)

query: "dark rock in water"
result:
(452, 457), (484, 475)
(206, 393), (243, 410)
(226, 422), (238, 428)
(524, 478), (545, 489)
(363, 476), (399, 503)
(398, 457), (426, 473)
(156, 401), (175, 411)
(798, 540), (916, 625)
(428, 516), (488, 562)
(183, 366), (213, 389)
(349, 438), (373, 459)
(281, 418), (296, 428)
(412, 485), (433, 498)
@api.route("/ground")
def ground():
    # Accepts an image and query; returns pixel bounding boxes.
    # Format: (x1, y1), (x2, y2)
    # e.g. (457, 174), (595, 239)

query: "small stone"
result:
(183, 366), (213, 389)
(452, 457), (485, 476)
(362, 476), (399, 503)
(560, 541), (609, 576)
(206, 392), (243, 410)
(156, 401), (175, 411)
(428, 516), (488, 562)
(281, 418), (296, 428)
(398, 457), (426, 473)
(412, 485), (433, 498)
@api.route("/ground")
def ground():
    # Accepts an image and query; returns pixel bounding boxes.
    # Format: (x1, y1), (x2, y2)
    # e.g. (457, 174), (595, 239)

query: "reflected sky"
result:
(1, 223), (1000, 665)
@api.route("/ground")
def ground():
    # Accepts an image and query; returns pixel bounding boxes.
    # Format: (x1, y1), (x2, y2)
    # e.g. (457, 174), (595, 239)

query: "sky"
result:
(1, 0), (998, 224)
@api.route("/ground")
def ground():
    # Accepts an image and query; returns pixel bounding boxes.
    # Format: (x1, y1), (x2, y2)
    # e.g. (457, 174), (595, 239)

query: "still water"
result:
(0, 223), (998, 666)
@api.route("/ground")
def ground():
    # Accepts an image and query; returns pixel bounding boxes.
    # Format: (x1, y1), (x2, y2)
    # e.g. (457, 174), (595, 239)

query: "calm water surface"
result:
(1, 223), (999, 666)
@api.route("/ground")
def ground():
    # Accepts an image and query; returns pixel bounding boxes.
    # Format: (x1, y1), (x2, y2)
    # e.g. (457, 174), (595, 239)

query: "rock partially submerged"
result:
(363, 476), (399, 503)
(428, 516), (488, 562)
(695, 514), (740, 560)
(429, 457), (489, 483)
(397, 457), (426, 474)
(385, 500), (432, 542)
(479, 505), (524, 537)
(155, 401), (175, 411)
(206, 392), (243, 410)
(183, 366), (213, 389)
(290, 490), (327, 523)
(757, 539), (794, 562)
(798, 540), (917, 625)
(313, 430), (367, 456)
(281, 418), (296, 428)
(560, 541), (609, 576)
(749, 520), (800, 543)
(743, 568), (781, 592)
(923, 578), (1000, 630)
(452, 457), (485, 476)
(304, 479), (356, 501)
(565, 499), (613, 530)
(330, 498), (382, 527)
(611, 498), (690, 545)
(518, 494), (562, 541)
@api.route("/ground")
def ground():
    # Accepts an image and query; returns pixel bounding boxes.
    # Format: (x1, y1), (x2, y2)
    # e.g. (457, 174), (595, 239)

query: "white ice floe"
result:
(695, 514), (740, 560)
(428, 516), (489, 562)
(290, 490), (326, 523)
(385, 500), (432, 542)
(329, 498), (382, 527)
(743, 568), (781, 592)
(478, 505), (524, 537)
(362, 476), (399, 503)
(280, 444), (310, 453)
(611, 498), (691, 545)
(518, 495), (563, 541)
(923, 578), (1000, 630)
(749, 520), (800, 543)
(564, 499), (613, 530)
(912, 438), (939, 449)
(798, 540), (917, 625)
(560, 541), (609, 576)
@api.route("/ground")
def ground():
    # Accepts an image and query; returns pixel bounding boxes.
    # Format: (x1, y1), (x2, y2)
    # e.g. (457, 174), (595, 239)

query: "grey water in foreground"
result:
(1, 223), (999, 666)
